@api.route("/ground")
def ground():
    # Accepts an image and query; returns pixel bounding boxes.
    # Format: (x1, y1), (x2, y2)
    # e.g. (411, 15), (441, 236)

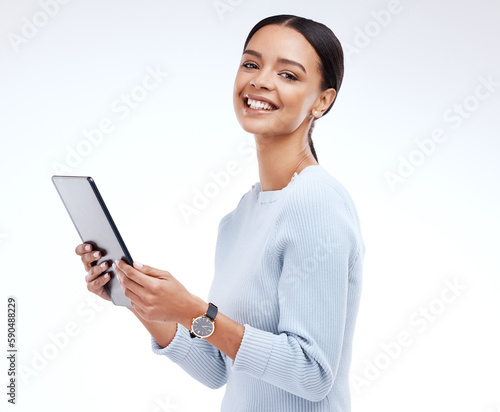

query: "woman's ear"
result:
(312, 88), (336, 118)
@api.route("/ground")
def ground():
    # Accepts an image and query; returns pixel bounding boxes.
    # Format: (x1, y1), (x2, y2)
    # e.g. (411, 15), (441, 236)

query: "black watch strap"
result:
(206, 302), (218, 321)
(189, 303), (218, 338)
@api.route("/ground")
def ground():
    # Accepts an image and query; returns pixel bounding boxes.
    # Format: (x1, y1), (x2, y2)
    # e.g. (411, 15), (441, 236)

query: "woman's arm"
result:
(225, 181), (363, 402)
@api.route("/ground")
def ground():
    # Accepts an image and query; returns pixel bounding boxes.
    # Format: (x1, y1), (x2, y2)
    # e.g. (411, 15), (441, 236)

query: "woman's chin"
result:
(235, 115), (283, 137)
(238, 123), (275, 137)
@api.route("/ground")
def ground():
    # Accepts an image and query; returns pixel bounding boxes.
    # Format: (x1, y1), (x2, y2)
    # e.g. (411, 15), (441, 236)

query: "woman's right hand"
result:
(75, 243), (178, 348)
(75, 243), (111, 302)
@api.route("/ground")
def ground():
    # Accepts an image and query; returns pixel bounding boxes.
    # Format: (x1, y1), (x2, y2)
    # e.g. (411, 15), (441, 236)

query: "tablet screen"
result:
(52, 176), (133, 308)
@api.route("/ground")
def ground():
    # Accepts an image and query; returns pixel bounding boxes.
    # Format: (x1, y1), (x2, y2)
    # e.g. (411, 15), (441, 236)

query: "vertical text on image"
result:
(6, 296), (18, 405)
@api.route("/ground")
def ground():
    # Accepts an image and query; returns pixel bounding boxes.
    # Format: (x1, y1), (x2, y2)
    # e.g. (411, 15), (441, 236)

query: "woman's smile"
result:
(244, 94), (279, 113)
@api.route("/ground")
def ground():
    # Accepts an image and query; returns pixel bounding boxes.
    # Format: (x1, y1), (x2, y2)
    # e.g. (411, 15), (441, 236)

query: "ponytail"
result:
(308, 120), (319, 163)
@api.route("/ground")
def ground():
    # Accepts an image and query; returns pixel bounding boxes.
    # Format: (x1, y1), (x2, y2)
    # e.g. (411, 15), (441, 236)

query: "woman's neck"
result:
(254, 133), (318, 192)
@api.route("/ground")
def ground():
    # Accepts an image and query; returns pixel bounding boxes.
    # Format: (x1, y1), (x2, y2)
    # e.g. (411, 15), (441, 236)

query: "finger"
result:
(85, 261), (109, 283)
(87, 272), (110, 294)
(113, 260), (146, 295)
(75, 243), (93, 256)
(132, 261), (170, 279)
(121, 285), (147, 309)
(81, 250), (102, 268)
(128, 297), (156, 323)
(114, 260), (152, 289)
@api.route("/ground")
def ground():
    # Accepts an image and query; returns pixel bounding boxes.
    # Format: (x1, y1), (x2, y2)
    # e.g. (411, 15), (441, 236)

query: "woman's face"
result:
(233, 24), (325, 137)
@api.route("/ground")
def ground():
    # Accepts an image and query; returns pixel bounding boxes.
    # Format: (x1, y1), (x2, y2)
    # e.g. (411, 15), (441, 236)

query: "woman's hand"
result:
(75, 243), (111, 302)
(113, 260), (206, 326)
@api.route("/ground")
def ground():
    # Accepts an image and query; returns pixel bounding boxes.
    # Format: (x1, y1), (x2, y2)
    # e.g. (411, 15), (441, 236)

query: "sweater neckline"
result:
(252, 164), (322, 204)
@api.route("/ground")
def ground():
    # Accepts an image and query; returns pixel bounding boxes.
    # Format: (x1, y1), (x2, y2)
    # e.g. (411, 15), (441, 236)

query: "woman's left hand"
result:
(113, 260), (204, 325)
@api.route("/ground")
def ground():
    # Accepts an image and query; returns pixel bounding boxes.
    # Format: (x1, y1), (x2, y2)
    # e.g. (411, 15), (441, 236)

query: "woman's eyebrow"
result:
(243, 49), (307, 74)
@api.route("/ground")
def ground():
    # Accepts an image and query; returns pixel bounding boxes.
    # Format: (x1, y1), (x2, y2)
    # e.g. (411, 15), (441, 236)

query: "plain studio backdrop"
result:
(1, 0), (499, 411)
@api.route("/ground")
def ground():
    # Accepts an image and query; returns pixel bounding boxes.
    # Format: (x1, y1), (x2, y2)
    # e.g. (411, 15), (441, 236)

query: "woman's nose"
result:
(250, 68), (275, 90)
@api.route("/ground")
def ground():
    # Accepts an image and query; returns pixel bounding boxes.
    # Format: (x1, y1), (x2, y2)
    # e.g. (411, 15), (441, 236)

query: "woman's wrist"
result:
(180, 294), (208, 331)
(179, 295), (245, 360)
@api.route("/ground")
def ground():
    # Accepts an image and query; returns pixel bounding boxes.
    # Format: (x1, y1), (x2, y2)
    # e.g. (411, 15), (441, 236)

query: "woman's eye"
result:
(242, 62), (258, 69)
(280, 72), (298, 81)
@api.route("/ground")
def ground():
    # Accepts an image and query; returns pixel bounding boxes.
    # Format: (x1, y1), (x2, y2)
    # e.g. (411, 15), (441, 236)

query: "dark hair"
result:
(243, 15), (344, 162)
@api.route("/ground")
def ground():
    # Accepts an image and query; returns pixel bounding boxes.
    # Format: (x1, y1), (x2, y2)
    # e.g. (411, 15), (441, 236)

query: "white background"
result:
(1, 0), (499, 411)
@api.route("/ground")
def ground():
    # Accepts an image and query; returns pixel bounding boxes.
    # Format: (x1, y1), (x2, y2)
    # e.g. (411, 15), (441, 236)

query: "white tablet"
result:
(52, 176), (133, 308)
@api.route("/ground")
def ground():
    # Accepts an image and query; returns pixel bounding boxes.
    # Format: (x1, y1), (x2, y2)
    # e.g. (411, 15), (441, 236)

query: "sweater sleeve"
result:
(231, 180), (361, 402)
(151, 323), (228, 389)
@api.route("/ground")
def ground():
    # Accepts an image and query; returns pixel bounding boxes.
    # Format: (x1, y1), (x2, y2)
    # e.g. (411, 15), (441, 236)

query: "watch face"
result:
(192, 316), (214, 338)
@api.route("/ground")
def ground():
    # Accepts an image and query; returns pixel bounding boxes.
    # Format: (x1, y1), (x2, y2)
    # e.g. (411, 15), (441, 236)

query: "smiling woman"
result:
(76, 14), (364, 412)
(233, 16), (344, 188)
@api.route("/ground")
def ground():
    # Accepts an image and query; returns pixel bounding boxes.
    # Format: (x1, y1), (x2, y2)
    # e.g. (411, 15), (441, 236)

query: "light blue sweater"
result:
(151, 164), (365, 411)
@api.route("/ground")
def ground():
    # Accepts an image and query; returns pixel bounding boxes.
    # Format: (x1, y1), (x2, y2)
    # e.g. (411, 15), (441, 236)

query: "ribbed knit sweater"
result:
(151, 164), (365, 411)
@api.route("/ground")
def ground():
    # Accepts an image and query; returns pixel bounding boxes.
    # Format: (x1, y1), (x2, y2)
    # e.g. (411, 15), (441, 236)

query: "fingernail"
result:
(93, 251), (99, 258)
(104, 273), (109, 279)
(112, 262), (116, 270)
(114, 259), (120, 266)
(85, 244), (91, 251)
(133, 261), (143, 269)
(100, 262), (106, 269)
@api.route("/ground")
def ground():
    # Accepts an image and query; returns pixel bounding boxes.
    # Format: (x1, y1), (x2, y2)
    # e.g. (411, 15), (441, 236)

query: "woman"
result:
(77, 14), (365, 411)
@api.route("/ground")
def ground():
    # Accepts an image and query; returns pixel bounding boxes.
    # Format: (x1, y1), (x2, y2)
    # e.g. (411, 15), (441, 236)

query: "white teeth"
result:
(247, 98), (275, 111)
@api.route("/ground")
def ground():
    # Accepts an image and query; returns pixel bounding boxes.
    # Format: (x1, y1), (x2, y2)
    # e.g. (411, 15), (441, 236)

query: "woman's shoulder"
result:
(276, 164), (365, 262)
(285, 164), (358, 215)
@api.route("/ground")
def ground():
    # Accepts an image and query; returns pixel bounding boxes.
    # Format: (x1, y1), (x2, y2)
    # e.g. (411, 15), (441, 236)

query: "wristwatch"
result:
(190, 303), (218, 339)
